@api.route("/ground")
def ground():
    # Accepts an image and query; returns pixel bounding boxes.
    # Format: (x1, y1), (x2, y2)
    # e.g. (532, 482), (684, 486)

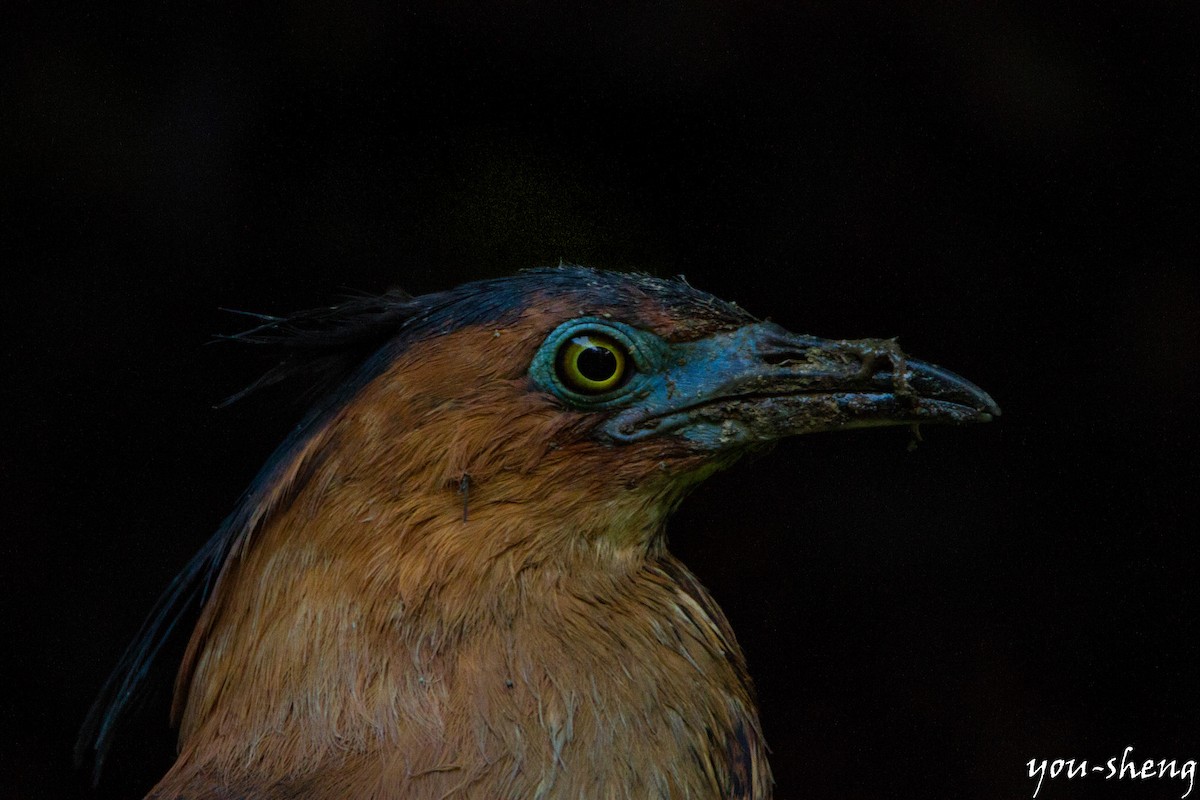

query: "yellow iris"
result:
(557, 334), (628, 394)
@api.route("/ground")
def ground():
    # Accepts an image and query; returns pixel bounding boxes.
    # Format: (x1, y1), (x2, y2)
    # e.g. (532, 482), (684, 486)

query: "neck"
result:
(157, 485), (770, 798)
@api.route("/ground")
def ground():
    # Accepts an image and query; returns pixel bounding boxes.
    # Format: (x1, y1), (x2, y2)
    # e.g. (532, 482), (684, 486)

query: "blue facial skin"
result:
(530, 318), (1000, 453)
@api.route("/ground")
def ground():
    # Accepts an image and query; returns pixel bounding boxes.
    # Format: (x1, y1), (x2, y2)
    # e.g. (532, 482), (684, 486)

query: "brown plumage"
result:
(79, 266), (997, 799)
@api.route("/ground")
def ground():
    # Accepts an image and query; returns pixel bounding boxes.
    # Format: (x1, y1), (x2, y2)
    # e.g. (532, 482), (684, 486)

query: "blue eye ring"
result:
(530, 318), (665, 408)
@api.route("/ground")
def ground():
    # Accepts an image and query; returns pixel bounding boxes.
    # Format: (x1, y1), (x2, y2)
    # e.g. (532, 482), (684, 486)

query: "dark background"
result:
(4, 3), (1198, 798)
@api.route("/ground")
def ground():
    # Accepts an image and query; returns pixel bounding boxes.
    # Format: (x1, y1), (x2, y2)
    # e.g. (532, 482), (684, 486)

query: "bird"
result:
(78, 265), (998, 799)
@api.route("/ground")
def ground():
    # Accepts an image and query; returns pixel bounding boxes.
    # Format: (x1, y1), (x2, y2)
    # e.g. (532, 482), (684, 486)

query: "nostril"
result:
(761, 349), (803, 366)
(758, 332), (820, 367)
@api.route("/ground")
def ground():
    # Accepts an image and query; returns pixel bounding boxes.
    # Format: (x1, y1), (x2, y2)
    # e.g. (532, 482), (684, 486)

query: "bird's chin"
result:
(602, 391), (994, 451)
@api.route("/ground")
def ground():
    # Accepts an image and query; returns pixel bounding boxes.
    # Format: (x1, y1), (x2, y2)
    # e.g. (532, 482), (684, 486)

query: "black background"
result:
(4, 3), (1198, 799)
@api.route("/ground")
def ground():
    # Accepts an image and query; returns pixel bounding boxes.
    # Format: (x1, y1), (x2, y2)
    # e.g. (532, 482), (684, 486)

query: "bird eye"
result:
(556, 333), (630, 394)
(531, 318), (663, 407)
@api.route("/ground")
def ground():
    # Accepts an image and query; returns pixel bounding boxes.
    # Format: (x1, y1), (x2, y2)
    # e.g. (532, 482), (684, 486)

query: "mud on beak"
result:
(599, 322), (1000, 450)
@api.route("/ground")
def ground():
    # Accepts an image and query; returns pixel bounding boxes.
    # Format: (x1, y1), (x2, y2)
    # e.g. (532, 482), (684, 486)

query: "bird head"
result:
(210, 266), (998, 558)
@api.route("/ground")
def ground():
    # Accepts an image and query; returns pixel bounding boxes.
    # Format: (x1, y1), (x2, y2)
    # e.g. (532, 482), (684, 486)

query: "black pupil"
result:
(576, 342), (618, 382)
